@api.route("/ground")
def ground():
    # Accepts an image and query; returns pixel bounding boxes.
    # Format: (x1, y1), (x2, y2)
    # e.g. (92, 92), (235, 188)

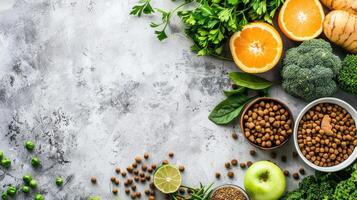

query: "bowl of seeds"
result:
(294, 97), (357, 172)
(210, 184), (250, 200)
(240, 97), (294, 150)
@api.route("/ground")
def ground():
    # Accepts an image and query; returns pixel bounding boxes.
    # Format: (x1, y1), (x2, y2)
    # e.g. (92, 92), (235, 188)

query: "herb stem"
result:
(209, 53), (234, 61)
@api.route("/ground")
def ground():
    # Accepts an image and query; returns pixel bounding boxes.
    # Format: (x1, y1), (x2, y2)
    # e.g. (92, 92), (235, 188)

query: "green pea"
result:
(31, 157), (41, 168)
(23, 174), (33, 184)
(6, 186), (16, 197)
(0, 158), (11, 168)
(25, 141), (35, 151)
(55, 177), (64, 186)
(0, 151), (3, 160)
(34, 193), (44, 200)
(1, 192), (7, 200)
(22, 186), (30, 193)
(29, 180), (37, 189)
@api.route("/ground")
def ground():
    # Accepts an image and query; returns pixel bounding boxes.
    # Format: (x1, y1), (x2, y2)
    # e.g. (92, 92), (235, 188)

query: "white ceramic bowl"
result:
(294, 97), (357, 172)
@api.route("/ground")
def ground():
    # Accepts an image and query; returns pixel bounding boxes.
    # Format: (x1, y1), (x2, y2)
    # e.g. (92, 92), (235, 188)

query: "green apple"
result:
(244, 161), (286, 200)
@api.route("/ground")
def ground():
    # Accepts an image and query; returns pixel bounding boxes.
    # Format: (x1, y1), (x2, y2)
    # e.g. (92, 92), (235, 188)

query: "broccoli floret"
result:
(338, 55), (357, 95)
(281, 39), (341, 101)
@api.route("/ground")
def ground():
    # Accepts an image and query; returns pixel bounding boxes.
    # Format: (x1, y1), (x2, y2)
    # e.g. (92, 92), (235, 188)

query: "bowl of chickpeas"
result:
(294, 97), (357, 172)
(240, 97), (294, 150)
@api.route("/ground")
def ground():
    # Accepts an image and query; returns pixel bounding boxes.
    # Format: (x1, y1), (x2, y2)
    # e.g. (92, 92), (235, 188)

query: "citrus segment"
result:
(278, 0), (324, 41)
(229, 22), (283, 73)
(153, 165), (182, 194)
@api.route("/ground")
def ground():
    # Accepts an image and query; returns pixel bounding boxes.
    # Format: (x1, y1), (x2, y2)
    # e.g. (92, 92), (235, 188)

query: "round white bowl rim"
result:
(293, 97), (357, 172)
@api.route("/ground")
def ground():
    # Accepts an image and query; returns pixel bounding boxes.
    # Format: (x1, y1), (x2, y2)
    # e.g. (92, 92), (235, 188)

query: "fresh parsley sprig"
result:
(130, 0), (284, 56)
(130, 0), (155, 17)
(171, 183), (214, 200)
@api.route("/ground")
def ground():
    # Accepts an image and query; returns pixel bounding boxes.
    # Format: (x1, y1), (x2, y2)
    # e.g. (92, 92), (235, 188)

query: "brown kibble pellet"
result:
(168, 152), (174, 158)
(140, 177), (146, 183)
(131, 185), (137, 191)
(91, 176), (97, 184)
(227, 171), (234, 178)
(162, 160), (169, 165)
(281, 155), (287, 162)
(151, 164), (157, 169)
(299, 168), (306, 175)
(144, 190), (150, 195)
(144, 152), (149, 159)
(136, 192), (141, 198)
(133, 170), (139, 175)
(293, 173), (299, 180)
(146, 175), (151, 181)
(139, 172), (145, 178)
(179, 165), (185, 172)
(131, 193), (136, 199)
(148, 168), (153, 173)
(141, 164), (147, 171)
(121, 172), (127, 177)
(111, 176), (116, 182)
(125, 188), (130, 194)
(232, 133), (238, 140)
(215, 172), (221, 179)
(112, 188), (118, 195)
(247, 161), (253, 167)
(149, 196), (155, 200)
(225, 162), (231, 169)
(149, 182), (156, 190)
(240, 163), (246, 168)
(135, 156), (142, 163)
(127, 166), (134, 173)
(114, 179), (120, 185)
(115, 167), (121, 174)
(283, 170), (289, 176)
(231, 159), (238, 166)
(250, 150), (256, 156)
(134, 176), (140, 182)
(292, 151), (298, 159)
(132, 163), (138, 168)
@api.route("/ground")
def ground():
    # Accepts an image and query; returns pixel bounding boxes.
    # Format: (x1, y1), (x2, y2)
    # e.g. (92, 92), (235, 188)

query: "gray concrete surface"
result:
(0, 0), (356, 199)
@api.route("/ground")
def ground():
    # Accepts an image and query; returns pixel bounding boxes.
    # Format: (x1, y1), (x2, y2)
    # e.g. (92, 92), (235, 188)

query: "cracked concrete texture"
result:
(0, 0), (356, 199)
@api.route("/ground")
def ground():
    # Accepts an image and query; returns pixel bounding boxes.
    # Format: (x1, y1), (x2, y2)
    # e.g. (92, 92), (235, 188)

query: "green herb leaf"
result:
(223, 87), (247, 97)
(229, 72), (272, 90)
(208, 95), (251, 125)
(130, 0), (154, 17)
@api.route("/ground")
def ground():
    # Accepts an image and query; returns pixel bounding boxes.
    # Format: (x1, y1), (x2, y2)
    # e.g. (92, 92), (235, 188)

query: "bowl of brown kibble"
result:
(294, 97), (357, 172)
(240, 97), (294, 150)
(210, 184), (250, 200)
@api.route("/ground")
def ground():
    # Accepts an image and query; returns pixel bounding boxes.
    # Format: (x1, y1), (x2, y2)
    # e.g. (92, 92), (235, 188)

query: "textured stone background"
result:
(0, 0), (356, 199)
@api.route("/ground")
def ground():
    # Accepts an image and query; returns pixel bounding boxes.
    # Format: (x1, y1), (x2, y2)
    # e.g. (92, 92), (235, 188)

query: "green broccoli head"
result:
(281, 39), (341, 101)
(338, 55), (357, 95)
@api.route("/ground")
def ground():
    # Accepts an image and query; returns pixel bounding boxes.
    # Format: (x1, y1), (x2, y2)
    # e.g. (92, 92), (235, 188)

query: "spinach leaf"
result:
(208, 95), (251, 125)
(229, 72), (272, 90)
(223, 87), (247, 97)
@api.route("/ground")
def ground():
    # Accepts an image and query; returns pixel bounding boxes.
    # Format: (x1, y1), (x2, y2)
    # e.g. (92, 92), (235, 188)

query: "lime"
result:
(153, 165), (182, 194)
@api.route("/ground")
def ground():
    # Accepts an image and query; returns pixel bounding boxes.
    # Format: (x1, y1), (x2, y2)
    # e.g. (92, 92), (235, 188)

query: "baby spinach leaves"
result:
(209, 73), (272, 125)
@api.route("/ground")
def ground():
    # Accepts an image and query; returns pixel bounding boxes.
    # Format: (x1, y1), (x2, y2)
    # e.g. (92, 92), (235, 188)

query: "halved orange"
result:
(229, 22), (283, 74)
(278, 0), (325, 41)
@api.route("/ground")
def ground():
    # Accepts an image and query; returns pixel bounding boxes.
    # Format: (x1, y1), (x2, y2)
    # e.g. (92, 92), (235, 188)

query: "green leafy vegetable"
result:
(209, 95), (251, 125)
(209, 72), (272, 125)
(281, 162), (357, 200)
(338, 54), (357, 95)
(171, 183), (214, 200)
(223, 87), (247, 97)
(130, 0), (155, 17)
(130, 0), (284, 57)
(229, 72), (272, 90)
